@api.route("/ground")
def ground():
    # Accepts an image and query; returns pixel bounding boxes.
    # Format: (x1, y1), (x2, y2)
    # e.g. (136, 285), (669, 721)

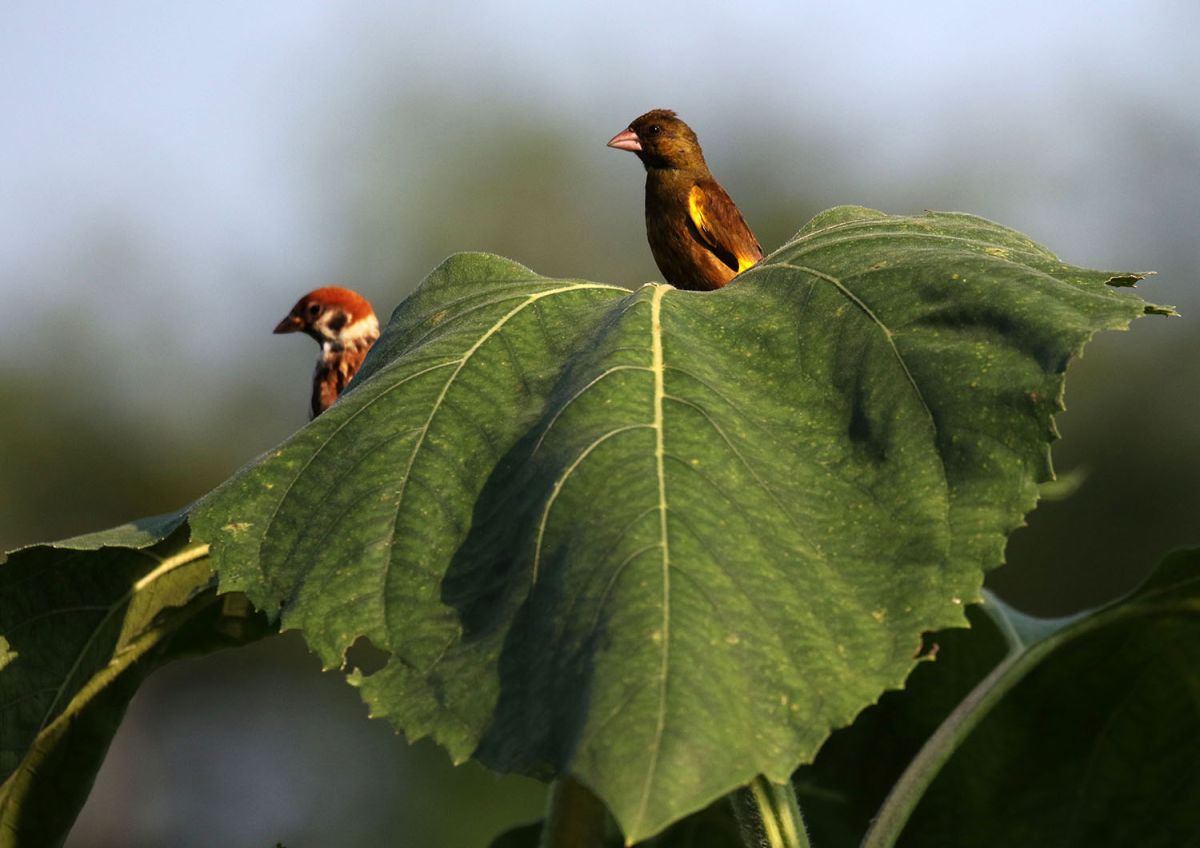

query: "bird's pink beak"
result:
(274, 314), (303, 334)
(607, 128), (642, 153)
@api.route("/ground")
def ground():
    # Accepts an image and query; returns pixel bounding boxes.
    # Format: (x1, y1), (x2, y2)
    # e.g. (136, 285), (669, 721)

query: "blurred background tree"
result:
(1, 2), (1196, 845)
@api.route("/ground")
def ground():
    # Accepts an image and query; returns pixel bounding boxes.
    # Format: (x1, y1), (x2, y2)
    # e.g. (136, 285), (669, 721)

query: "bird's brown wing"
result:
(687, 181), (764, 274)
(311, 360), (342, 418)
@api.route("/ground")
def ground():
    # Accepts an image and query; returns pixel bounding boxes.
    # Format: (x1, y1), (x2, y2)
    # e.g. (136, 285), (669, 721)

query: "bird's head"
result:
(607, 109), (707, 171)
(274, 287), (379, 347)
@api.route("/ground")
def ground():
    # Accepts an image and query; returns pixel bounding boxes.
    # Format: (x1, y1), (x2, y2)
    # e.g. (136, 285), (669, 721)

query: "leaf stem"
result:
(133, 543), (211, 591)
(38, 542), (212, 728)
(858, 649), (1022, 848)
(733, 776), (812, 848)
(538, 776), (612, 848)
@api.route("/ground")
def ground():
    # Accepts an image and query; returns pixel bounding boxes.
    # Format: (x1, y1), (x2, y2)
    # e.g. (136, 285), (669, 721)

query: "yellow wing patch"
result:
(686, 182), (710, 245)
(687, 185), (710, 239)
(688, 185), (759, 273)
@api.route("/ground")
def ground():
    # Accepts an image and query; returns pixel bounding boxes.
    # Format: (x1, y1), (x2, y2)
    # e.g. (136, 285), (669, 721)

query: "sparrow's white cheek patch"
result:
(342, 315), (381, 343)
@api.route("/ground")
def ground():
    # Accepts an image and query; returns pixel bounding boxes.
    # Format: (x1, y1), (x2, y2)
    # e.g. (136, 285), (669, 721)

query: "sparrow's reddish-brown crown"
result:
(274, 286), (377, 342)
(275, 286), (381, 418)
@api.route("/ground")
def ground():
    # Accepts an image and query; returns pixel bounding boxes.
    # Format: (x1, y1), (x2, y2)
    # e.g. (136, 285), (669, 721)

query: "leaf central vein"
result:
(635, 284), (672, 832)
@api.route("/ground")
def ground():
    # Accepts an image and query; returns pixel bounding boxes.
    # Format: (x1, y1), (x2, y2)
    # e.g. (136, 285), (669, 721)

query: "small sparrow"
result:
(274, 287), (379, 418)
(608, 109), (763, 291)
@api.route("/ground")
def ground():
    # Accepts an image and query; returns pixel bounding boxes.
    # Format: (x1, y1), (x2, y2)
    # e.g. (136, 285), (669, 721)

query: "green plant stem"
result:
(538, 776), (611, 848)
(859, 651), (1022, 848)
(859, 597), (1147, 848)
(733, 776), (811, 848)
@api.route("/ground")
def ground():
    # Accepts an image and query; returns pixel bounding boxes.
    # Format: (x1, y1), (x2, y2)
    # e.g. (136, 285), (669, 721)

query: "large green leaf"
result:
(189, 206), (1167, 840)
(0, 515), (267, 847)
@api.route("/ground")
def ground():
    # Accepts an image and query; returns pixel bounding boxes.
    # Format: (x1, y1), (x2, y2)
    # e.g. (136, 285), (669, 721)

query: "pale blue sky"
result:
(1, 1), (1196, 425)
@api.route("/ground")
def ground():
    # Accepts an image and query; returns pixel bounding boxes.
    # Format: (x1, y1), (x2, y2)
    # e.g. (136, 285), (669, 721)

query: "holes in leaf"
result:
(344, 635), (388, 677)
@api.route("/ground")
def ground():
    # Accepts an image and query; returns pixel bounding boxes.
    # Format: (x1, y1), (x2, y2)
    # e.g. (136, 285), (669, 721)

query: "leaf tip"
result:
(1105, 271), (1153, 287)
(1144, 303), (1179, 317)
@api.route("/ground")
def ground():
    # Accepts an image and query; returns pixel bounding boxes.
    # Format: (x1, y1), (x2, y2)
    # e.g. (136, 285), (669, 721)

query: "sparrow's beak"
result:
(606, 128), (642, 153)
(274, 314), (303, 334)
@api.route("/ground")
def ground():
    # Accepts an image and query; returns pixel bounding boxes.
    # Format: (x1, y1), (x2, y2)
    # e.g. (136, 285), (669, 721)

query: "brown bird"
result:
(274, 287), (379, 418)
(608, 109), (763, 291)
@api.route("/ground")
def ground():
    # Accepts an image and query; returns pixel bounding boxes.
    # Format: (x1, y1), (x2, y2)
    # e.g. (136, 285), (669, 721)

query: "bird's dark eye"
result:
(307, 303), (322, 318)
(648, 124), (661, 135)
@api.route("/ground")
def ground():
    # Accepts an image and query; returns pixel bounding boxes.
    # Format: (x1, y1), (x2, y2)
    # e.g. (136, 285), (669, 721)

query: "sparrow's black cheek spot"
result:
(327, 312), (348, 334)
